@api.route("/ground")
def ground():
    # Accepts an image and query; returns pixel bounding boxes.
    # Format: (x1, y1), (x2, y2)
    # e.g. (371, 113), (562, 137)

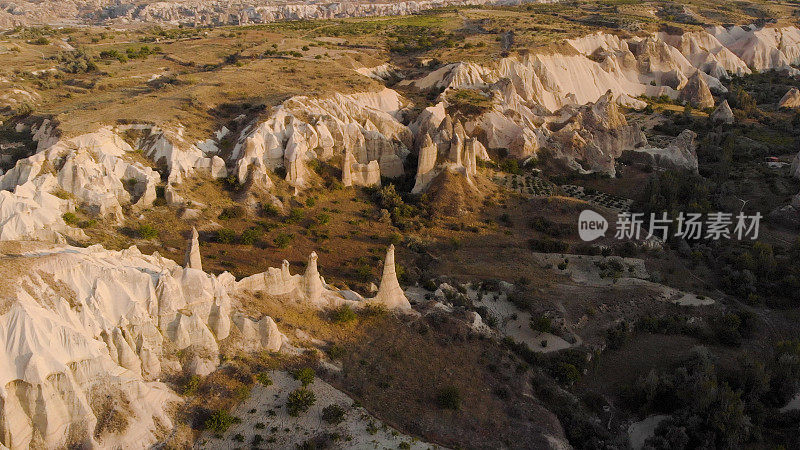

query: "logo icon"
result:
(578, 210), (608, 241)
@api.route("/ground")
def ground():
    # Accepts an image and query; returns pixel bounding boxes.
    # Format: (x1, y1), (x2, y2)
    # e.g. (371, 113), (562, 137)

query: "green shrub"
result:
(294, 367), (315, 387)
(181, 375), (201, 396)
(331, 305), (357, 323)
(239, 227), (262, 246)
(437, 386), (461, 410)
(527, 238), (569, 253)
(137, 224), (158, 239)
(316, 213), (331, 225)
(217, 228), (236, 244)
(62, 212), (78, 225)
(261, 203), (280, 217)
(321, 404), (346, 425)
(531, 316), (552, 333)
(273, 233), (293, 249)
(287, 388), (316, 416)
(218, 205), (245, 220)
(327, 344), (346, 360)
(203, 410), (240, 433)
(255, 372), (273, 386)
(552, 362), (580, 385)
(286, 208), (305, 223)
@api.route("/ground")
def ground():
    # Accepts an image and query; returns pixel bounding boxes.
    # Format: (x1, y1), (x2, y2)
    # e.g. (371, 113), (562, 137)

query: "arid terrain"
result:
(1, 0), (800, 449)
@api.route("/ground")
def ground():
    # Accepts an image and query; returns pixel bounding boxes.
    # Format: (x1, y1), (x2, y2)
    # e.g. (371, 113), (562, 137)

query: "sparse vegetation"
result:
(287, 388), (316, 416)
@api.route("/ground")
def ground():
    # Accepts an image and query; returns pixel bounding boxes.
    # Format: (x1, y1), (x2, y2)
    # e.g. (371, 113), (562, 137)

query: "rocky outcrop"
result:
(411, 107), (483, 193)
(342, 149), (381, 187)
(0, 0), (564, 27)
(679, 71), (715, 108)
(121, 124), (228, 184)
(0, 175), (86, 242)
(544, 91), (648, 174)
(233, 244), (414, 313)
(0, 234), (294, 449)
(369, 245), (412, 310)
(710, 100), (735, 123)
(708, 25), (800, 74)
(399, 25), (799, 178)
(184, 227), (202, 271)
(791, 151), (800, 179)
(778, 87), (800, 109)
(620, 129), (698, 173)
(231, 88), (409, 189)
(0, 123), (229, 242)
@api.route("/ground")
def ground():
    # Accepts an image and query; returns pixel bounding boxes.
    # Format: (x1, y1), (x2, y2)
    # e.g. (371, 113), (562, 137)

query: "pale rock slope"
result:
(93, 0), (561, 27)
(354, 63), (403, 82)
(0, 232), (411, 449)
(710, 99), (735, 123)
(0, 240), (243, 449)
(231, 88), (411, 189)
(708, 25), (800, 74)
(0, 123), (227, 242)
(234, 244), (412, 312)
(621, 129), (699, 173)
(411, 103), (488, 193)
(403, 24), (800, 179)
(678, 71), (715, 108)
(779, 87), (800, 109)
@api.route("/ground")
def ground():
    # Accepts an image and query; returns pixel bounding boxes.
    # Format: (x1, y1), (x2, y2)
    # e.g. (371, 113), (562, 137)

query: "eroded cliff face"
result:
(231, 88), (410, 189)
(0, 235), (409, 449)
(401, 25), (800, 178)
(0, 122), (228, 242)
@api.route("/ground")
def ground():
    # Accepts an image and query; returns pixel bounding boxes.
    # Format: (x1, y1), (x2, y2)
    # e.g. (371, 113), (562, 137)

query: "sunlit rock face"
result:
(230, 88), (410, 189)
(401, 24), (800, 181)
(0, 232), (412, 449)
(0, 123), (226, 242)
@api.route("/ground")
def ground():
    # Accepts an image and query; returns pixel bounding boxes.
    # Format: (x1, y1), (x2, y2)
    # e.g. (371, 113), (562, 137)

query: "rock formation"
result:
(369, 244), (412, 310)
(0, 123), (227, 242)
(621, 130), (698, 173)
(707, 25), (800, 74)
(679, 71), (715, 108)
(342, 149), (381, 187)
(0, 238), (277, 448)
(184, 227), (202, 271)
(411, 109), (483, 193)
(778, 87), (800, 109)
(710, 100), (735, 123)
(234, 245), (413, 312)
(231, 88), (409, 189)
(0, 231), (415, 449)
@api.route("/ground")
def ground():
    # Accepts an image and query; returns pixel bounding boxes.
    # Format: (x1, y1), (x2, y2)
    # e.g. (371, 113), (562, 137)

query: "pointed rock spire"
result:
(372, 245), (411, 310)
(710, 100), (734, 124)
(342, 149), (354, 187)
(184, 227), (202, 271)
(304, 252), (324, 305)
(679, 71), (714, 109)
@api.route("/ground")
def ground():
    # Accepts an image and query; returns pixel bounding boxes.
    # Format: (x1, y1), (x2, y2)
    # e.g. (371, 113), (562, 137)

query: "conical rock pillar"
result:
(184, 227), (202, 271)
(371, 245), (411, 310)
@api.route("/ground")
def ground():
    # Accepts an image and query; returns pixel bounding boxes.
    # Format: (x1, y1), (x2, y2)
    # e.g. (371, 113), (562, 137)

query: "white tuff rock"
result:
(0, 233), (295, 448)
(369, 244), (413, 310)
(710, 100), (735, 123)
(184, 227), (202, 271)
(778, 87), (800, 109)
